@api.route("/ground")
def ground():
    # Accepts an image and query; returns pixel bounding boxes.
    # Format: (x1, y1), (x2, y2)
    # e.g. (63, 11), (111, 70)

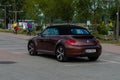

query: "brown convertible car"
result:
(28, 25), (102, 62)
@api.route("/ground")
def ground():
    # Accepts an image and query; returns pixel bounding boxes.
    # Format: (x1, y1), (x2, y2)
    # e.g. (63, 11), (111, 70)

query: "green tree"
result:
(37, 0), (74, 24)
(74, 0), (91, 22)
(0, 0), (25, 23)
(58, 0), (74, 23)
(23, 0), (37, 20)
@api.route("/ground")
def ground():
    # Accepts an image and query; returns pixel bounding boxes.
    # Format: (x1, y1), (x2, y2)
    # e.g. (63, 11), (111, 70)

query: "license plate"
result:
(85, 49), (96, 53)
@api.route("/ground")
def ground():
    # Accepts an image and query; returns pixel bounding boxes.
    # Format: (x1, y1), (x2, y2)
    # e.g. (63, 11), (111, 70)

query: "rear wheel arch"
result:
(55, 39), (66, 51)
(55, 40), (65, 53)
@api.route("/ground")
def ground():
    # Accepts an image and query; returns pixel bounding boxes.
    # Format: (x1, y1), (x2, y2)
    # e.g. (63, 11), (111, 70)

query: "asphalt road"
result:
(0, 32), (120, 80)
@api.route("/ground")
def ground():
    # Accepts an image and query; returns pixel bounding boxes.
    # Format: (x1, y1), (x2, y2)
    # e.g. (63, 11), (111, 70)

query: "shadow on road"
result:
(0, 61), (17, 64)
(36, 54), (100, 63)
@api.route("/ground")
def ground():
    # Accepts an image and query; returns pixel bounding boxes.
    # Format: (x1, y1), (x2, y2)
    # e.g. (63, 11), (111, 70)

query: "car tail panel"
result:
(71, 35), (97, 46)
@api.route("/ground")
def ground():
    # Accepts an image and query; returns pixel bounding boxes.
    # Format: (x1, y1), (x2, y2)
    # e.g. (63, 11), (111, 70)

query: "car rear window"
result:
(59, 27), (90, 35)
(71, 28), (89, 35)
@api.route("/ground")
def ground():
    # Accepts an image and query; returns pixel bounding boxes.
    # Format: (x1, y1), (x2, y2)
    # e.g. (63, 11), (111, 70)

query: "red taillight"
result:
(66, 40), (76, 45)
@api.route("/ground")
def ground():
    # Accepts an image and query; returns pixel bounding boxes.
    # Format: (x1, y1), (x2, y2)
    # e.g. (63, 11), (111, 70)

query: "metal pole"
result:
(9, 11), (23, 22)
(0, 4), (11, 29)
(15, 11), (17, 22)
(4, 6), (7, 29)
(116, 3), (119, 40)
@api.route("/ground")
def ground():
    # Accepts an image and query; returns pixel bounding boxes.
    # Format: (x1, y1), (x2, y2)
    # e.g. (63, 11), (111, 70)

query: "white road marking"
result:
(64, 59), (120, 67)
(102, 59), (120, 64)
(64, 64), (80, 67)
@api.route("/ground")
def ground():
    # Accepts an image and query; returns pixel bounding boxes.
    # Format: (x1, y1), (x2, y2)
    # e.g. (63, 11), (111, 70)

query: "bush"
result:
(0, 24), (3, 28)
(97, 24), (108, 35)
(17, 29), (36, 36)
(91, 31), (101, 39)
(36, 25), (43, 31)
(18, 29), (27, 34)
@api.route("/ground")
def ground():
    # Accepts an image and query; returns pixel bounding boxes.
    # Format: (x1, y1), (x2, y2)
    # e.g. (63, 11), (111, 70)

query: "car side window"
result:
(42, 29), (49, 35)
(42, 28), (59, 36)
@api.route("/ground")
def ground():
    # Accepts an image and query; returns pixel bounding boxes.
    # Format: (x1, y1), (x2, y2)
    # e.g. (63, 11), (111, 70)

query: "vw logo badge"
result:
(87, 40), (90, 43)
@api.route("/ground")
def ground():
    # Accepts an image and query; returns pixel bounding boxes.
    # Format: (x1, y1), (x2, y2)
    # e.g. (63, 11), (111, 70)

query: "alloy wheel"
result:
(56, 46), (67, 62)
(28, 42), (37, 55)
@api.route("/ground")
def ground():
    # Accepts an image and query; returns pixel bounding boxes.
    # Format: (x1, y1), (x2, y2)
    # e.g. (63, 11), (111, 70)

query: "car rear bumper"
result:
(65, 45), (102, 57)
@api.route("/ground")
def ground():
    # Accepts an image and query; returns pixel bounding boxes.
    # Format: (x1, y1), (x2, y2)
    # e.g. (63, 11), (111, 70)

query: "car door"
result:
(46, 28), (59, 52)
(37, 27), (59, 53)
(37, 28), (50, 51)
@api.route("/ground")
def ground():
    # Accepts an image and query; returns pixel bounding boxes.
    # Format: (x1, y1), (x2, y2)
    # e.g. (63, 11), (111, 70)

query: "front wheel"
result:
(28, 42), (38, 56)
(56, 46), (67, 62)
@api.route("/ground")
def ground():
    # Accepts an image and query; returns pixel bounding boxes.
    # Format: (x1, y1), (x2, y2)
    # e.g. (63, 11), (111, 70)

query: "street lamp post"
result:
(116, 1), (119, 40)
(0, 4), (11, 29)
(9, 10), (23, 22)
(106, 0), (119, 40)
(4, 6), (6, 29)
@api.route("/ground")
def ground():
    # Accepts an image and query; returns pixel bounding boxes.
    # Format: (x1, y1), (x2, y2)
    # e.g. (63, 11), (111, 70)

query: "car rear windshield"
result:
(59, 27), (90, 35)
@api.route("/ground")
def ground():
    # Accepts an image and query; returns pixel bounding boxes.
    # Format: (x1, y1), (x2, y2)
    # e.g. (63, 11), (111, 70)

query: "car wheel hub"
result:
(28, 43), (34, 55)
(56, 47), (64, 61)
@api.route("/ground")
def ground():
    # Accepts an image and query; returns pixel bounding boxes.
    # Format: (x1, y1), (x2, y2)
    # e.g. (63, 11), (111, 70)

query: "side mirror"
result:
(36, 33), (44, 37)
(36, 33), (41, 36)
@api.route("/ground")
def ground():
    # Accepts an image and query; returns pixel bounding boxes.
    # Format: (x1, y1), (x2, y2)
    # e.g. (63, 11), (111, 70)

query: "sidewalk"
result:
(0, 32), (33, 40)
(102, 44), (120, 54)
(12, 34), (33, 40)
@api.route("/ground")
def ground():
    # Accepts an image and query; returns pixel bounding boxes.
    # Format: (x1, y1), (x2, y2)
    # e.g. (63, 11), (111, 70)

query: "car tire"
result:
(28, 42), (38, 56)
(88, 56), (99, 61)
(56, 45), (67, 62)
